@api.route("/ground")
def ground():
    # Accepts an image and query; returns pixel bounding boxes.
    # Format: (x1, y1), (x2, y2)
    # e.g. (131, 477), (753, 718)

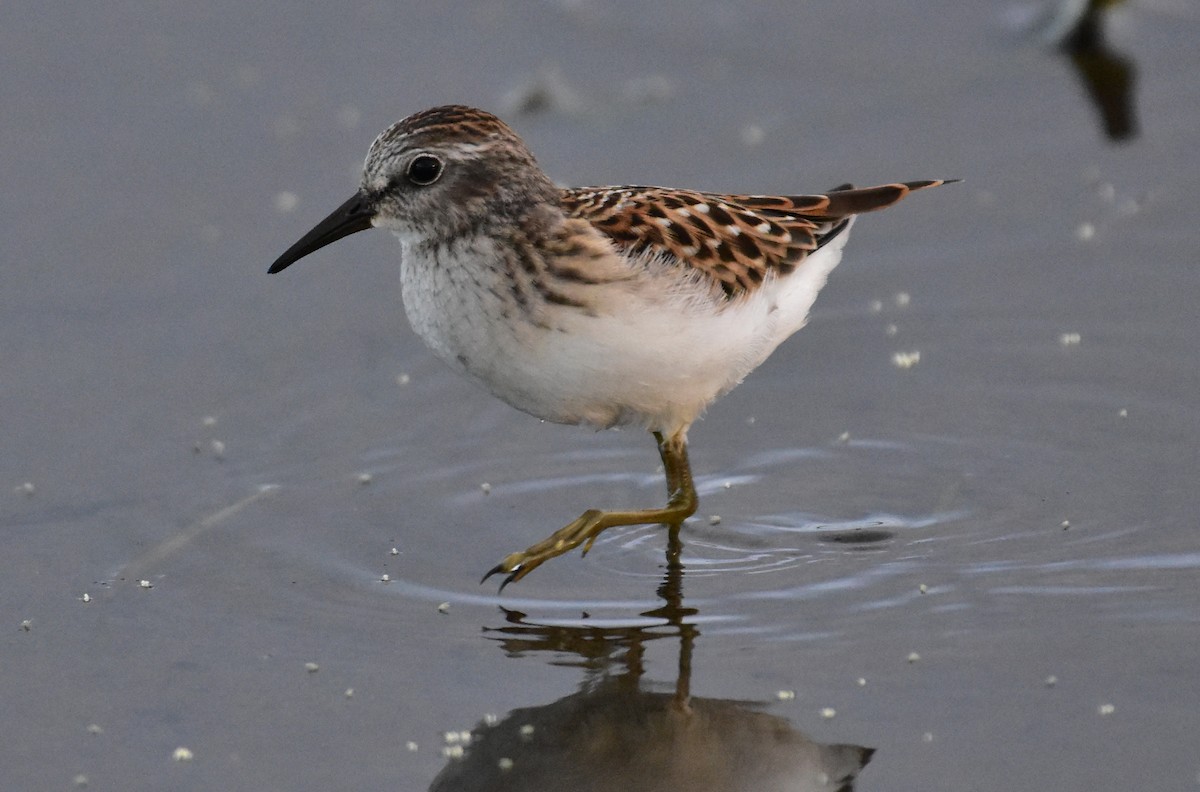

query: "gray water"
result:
(4, 1), (1199, 790)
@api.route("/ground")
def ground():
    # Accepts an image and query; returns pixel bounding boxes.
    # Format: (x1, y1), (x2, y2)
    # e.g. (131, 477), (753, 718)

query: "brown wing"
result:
(561, 180), (952, 298)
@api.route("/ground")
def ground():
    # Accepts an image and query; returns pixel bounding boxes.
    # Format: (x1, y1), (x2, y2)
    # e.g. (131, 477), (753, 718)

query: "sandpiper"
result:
(270, 105), (952, 587)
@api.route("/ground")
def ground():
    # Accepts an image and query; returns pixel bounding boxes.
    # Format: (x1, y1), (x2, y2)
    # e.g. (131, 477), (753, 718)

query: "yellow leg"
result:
(484, 430), (698, 589)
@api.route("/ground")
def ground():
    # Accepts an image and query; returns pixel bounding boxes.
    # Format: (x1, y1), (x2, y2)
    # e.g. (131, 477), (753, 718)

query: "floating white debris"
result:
(708, 515), (721, 526)
(740, 124), (765, 147)
(345, 688), (354, 698)
(869, 299), (884, 313)
(1059, 332), (1082, 346)
(172, 746), (194, 762)
(273, 191), (299, 214)
(396, 373), (411, 386)
(776, 690), (796, 701)
(820, 707), (837, 719)
(86, 724), (103, 735)
(389, 547), (400, 556)
(437, 602), (450, 614)
(891, 351), (921, 369)
(81, 593), (92, 603)
(856, 677), (867, 687)
(480, 482), (492, 495)
(922, 732), (934, 743)
(358, 473), (373, 485)
(836, 431), (851, 444)
(305, 662), (319, 673)
(138, 580), (153, 590)
(1044, 675), (1058, 688)
(483, 713), (500, 727)
(202, 416), (217, 428)
(894, 292), (911, 307)
(20, 619), (31, 631)
(518, 724), (535, 739)
(919, 584), (928, 594)
(441, 745), (465, 759)
(498, 757), (515, 771)
(210, 439), (226, 459)
(14, 482), (35, 497)
(1076, 222), (1096, 241)
(1118, 408), (1128, 418)
(379, 574), (390, 583)
(337, 105), (362, 130)
(907, 652), (921, 664)
(73, 774), (88, 787)
(1098, 703), (1115, 716)
(406, 741), (419, 752)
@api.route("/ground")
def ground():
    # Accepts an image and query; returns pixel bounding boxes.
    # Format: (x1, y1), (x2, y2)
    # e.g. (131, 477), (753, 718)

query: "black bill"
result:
(268, 191), (375, 274)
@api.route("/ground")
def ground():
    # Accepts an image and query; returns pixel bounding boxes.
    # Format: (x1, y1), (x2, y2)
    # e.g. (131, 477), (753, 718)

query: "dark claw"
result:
(481, 562), (522, 592)
(481, 564), (505, 585)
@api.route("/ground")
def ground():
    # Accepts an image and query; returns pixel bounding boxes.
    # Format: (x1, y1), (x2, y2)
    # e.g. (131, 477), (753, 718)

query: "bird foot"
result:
(483, 508), (610, 590)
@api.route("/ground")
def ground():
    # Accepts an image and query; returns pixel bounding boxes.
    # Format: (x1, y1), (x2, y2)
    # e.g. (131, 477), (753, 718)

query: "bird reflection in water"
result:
(1036, 0), (1138, 141)
(428, 532), (873, 792)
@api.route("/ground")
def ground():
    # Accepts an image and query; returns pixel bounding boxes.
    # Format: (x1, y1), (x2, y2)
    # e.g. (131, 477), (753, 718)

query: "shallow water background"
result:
(4, 1), (1199, 790)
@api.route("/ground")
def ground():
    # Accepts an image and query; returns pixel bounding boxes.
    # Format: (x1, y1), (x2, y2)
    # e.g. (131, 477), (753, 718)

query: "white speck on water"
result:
(894, 291), (911, 307)
(856, 677), (867, 687)
(1059, 332), (1082, 346)
(337, 105), (362, 129)
(81, 593), (92, 603)
(396, 373), (411, 386)
(519, 724), (535, 739)
(305, 662), (319, 673)
(358, 472), (373, 485)
(1118, 408), (1128, 418)
(172, 746), (194, 762)
(1061, 520), (1071, 530)
(480, 482), (492, 495)
(14, 481), (35, 497)
(869, 299), (884, 313)
(20, 619), (32, 631)
(1076, 222), (1096, 241)
(86, 724), (103, 735)
(907, 652), (921, 664)
(740, 124), (766, 147)
(345, 688), (354, 698)
(201, 415), (217, 427)
(73, 775), (88, 787)
(441, 745), (465, 759)
(919, 584), (928, 594)
(390, 547), (400, 556)
(437, 602), (450, 614)
(210, 439), (226, 459)
(708, 515), (721, 526)
(274, 191), (299, 214)
(138, 580), (153, 590)
(1044, 675), (1058, 687)
(498, 757), (515, 771)
(820, 707), (837, 719)
(892, 350), (921, 369)
(776, 689), (796, 701)
(380, 574), (390, 583)
(922, 732), (934, 743)
(406, 741), (419, 752)
(1098, 703), (1115, 716)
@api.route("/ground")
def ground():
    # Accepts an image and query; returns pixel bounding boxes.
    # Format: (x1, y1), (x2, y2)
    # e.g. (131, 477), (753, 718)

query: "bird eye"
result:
(406, 154), (443, 186)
